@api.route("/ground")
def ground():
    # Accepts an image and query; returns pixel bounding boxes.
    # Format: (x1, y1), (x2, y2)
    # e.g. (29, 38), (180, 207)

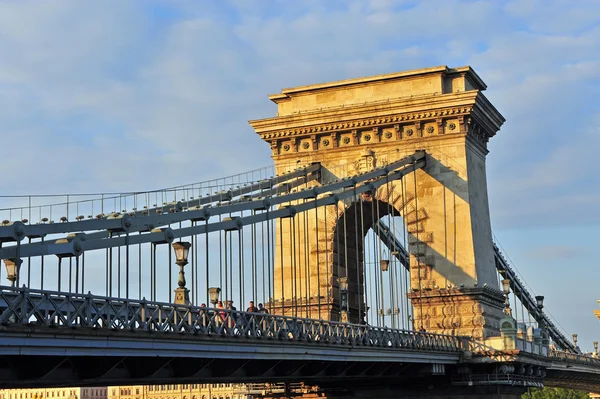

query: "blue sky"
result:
(1, 0), (599, 350)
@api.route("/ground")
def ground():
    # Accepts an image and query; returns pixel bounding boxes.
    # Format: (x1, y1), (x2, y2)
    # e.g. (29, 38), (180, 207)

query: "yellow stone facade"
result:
(0, 388), (106, 399)
(108, 384), (248, 399)
(249, 65), (506, 338)
(0, 385), (249, 399)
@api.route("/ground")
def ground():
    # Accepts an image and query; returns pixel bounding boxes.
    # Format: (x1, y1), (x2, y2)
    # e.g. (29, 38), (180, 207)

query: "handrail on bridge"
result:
(549, 348), (600, 366)
(0, 284), (462, 353)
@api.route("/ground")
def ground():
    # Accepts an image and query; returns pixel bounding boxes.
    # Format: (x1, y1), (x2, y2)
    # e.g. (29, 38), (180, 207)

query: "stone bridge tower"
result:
(249, 66), (505, 339)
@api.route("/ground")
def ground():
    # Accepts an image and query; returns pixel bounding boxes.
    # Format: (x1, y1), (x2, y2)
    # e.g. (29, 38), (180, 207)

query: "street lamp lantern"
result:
(338, 277), (348, 292)
(573, 334), (578, 346)
(337, 277), (349, 321)
(535, 295), (544, 310)
(172, 241), (191, 266)
(380, 259), (389, 272)
(500, 279), (512, 316)
(208, 287), (221, 306)
(172, 241), (192, 305)
(594, 341), (598, 356)
(3, 258), (21, 287)
(501, 279), (511, 295)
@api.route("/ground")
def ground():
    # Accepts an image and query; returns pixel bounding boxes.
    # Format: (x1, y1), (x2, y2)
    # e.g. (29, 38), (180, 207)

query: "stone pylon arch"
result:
(251, 66), (507, 339)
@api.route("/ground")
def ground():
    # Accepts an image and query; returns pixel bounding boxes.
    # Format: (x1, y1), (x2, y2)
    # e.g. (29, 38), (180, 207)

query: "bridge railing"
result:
(0, 285), (462, 352)
(550, 348), (600, 366)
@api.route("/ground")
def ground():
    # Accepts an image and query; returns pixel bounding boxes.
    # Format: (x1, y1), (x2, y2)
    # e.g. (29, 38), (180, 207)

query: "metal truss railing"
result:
(0, 285), (461, 352)
(494, 244), (578, 353)
(550, 348), (600, 366)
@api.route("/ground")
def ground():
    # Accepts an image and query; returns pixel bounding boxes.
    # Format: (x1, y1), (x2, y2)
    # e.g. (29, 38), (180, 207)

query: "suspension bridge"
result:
(0, 66), (598, 398)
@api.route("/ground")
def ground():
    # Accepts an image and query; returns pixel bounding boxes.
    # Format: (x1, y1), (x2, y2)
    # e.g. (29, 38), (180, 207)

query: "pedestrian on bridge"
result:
(258, 303), (268, 313)
(217, 300), (225, 323)
(226, 300), (236, 329)
(246, 301), (258, 313)
(199, 303), (209, 327)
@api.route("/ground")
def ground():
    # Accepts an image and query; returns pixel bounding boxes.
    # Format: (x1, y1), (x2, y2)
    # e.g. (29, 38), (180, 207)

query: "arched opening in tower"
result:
(331, 191), (414, 329)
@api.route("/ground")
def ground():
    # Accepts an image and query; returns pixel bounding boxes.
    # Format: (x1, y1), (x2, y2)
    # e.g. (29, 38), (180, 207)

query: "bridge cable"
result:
(204, 218), (210, 307)
(81, 251), (85, 294)
(40, 236), (45, 290)
(303, 196), (310, 319)
(58, 256), (62, 292)
(324, 196), (331, 318)
(401, 176), (411, 329)
(315, 191), (322, 320)
(219, 214), (223, 303)
(27, 237), (31, 289)
(413, 167), (424, 330)
(376, 186), (385, 327)
(117, 244), (121, 297)
(279, 216), (285, 316)
(293, 209), (299, 316)
(168, 240), (172, 303)
(334, 197), (341, 320)
(152, 243), (157, 301)
(260, 212), (265, 310)
(193, 221), (198, 305)
(238, 227), (244, 312)
(138, 231), (142, 300)
(251, 209), (257, 309)
(359, 190), (368, 324)
(368, 191), (379, 326)
(125, 232), (130, 298)
(342, 193), (350, 318)
(269, 209), (275, 314)
(75, 256), (79, 294)
(353, 183), (361, 324)
(385, 172), (396, 328)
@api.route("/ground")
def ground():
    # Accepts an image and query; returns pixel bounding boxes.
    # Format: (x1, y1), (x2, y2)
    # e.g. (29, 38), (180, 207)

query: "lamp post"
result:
(208, 287), (221, 306)
(338, 277), (348, 323)
(501, 279), (512, 315)
(535, 295), (547, 345)
(499, 278), (518, 350)
(3, 258), (21, 287)
(172, 241), (191, 305)
(573, 333), (578, 348)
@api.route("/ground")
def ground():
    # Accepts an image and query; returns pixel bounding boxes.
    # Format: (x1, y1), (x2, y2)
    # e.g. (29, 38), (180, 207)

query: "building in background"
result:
(0, 385), (250, 399)
(0, 387), (107, 399)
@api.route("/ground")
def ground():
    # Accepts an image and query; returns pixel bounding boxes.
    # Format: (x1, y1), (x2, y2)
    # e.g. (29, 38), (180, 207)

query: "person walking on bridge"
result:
(246, 301), (258, 313)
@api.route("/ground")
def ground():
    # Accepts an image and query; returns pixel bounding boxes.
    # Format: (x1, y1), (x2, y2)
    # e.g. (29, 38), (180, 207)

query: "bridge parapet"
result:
(0, 285), (462, 352)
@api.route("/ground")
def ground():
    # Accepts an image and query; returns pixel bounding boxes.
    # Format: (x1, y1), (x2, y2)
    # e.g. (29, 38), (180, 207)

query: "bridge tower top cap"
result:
(268, 65), (487, 116)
